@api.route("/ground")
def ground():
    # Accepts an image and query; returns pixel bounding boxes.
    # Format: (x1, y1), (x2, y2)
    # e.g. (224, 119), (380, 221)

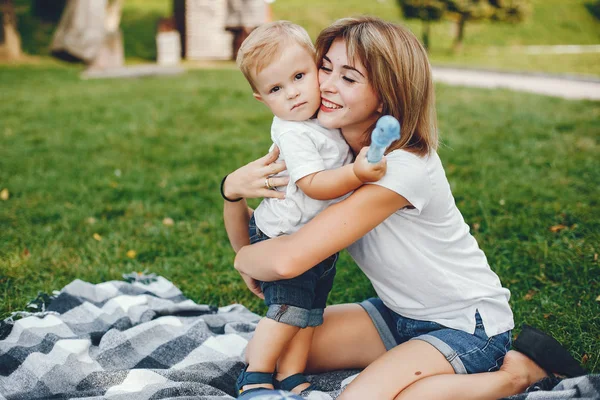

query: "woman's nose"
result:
(319, 73), (337, 94)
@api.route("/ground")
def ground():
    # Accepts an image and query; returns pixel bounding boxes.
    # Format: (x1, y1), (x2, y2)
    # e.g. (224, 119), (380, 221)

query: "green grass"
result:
(1, 65), (599, 373)
(10, 0), (600, 76)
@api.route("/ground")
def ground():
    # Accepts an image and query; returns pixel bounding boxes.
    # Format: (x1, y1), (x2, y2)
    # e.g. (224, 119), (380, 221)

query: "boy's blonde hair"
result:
(316, 16), (438, 156)
(237, 21), (315, 93)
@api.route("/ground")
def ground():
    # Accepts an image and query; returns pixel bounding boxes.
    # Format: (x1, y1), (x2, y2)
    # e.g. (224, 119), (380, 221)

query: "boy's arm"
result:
(296, 165), (362, 200)
(297, 147), (386, 200)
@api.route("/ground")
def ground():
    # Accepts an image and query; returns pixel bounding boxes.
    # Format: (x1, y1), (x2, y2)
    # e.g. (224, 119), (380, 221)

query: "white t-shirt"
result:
(347, 150), (514, 337)
(254, 117), (353, 238)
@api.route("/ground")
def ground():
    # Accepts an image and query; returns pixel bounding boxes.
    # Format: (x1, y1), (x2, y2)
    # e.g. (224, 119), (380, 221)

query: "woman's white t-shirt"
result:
(347, 150), (514, 337)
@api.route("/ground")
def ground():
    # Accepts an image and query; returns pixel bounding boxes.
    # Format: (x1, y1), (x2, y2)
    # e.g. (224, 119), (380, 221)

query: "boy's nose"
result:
(286, 87), (300, 99)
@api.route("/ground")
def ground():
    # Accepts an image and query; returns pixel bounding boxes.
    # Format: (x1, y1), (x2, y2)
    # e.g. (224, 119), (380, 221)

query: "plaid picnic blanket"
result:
(0, 275), (597, 400)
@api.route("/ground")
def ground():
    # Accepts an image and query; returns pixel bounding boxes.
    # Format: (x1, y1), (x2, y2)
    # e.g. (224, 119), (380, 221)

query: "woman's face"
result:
(317, 38), (381, 146)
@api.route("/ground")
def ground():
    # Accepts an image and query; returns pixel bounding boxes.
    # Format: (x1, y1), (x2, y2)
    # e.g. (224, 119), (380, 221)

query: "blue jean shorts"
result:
(250, 215), (337, 328)
(360, 298), (512, 374)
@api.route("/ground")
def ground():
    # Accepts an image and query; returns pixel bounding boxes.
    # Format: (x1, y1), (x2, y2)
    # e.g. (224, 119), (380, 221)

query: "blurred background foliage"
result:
(8, 0), (600, 76)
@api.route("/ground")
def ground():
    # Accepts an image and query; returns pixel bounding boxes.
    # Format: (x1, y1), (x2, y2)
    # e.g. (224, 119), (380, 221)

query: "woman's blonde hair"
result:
(237, 21), (315, 93)
(316, 16), (438, 155)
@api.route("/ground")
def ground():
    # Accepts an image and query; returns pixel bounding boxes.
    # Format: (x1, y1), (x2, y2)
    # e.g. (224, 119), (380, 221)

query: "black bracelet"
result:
(220, 175), (243, 202)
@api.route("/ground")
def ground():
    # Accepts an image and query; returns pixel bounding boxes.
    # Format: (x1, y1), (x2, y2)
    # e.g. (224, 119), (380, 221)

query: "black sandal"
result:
(274, 373), (315, 394)
(512, 324), (586, 378)
(236, 366), (274, 397)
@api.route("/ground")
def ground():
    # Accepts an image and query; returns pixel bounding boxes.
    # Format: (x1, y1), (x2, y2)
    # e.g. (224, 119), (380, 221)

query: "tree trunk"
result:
(0, 0), (22, 60)
(422, 20), (430, 51)
(105, 0), (123, 33)
(453, 15), (466, 52)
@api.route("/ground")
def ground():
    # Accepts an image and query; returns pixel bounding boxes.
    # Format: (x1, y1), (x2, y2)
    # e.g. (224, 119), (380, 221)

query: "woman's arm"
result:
(234, 183), (411, 281)
(222, 147), (288, 253)
(223, 199), (253, 253)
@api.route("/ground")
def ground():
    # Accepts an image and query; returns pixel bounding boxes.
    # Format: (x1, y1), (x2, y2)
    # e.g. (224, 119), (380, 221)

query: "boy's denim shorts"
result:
(360, 298), (512, 374)
(249, 215), (337, 329)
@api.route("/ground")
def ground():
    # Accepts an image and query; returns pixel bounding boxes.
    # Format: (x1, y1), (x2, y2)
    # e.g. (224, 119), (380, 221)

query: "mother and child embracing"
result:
(220, 16), (585, 400)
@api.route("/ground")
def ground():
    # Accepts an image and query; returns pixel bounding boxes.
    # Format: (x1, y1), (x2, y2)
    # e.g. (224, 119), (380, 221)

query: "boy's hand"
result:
(353, 146), (387, 183)
(239, 271), (264, 299)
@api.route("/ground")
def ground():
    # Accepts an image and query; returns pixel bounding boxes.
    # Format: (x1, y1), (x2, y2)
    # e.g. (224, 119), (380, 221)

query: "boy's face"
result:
(252, 43), (321, 121)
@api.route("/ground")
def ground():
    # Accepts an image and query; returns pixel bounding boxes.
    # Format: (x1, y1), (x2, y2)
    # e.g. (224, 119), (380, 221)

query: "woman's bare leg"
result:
(306, 305), (548, 400)
(395, 350), (548, 400)
(305, 304), (387, 372)
(337, 339), (454, 400)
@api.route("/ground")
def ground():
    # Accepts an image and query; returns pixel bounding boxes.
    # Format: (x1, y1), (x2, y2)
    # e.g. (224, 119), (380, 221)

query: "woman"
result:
(221, 16), (582, 400)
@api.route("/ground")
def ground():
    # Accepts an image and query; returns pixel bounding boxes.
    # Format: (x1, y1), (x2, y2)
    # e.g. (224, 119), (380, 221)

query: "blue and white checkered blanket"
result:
(0, 276), (596, 399)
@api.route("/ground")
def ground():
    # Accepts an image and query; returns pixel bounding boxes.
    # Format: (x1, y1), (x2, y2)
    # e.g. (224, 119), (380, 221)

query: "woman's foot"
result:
(499, 350), (548, 392)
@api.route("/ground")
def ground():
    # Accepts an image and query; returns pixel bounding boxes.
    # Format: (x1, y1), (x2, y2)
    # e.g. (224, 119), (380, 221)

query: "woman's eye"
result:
(270, 86), (281, 93)
(343, 76), (356, 83)
(320, 66), (332, 73)
(294, 73), (304, 80)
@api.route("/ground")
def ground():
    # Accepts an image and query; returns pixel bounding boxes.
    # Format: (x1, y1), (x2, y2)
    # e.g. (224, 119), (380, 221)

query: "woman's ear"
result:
(377, 101), (383, 114)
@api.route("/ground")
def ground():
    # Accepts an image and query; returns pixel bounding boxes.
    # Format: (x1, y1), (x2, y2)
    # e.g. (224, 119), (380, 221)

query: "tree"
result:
(51, 0), (124, 68)
(397, 0), (530, 51)
(397, 0), (447, 50)
(447, 0), (529, 50)
(0, 0), (22, 60)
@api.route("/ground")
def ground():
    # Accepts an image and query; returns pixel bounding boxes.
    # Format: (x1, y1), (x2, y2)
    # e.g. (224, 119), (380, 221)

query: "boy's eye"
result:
(294, 73), (304, 80)
(343, 76), (356, 83)
(270, 86), (281, 93)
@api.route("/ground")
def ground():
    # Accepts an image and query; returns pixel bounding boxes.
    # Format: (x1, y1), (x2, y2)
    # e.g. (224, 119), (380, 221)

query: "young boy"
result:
(234, 21), (386, 396)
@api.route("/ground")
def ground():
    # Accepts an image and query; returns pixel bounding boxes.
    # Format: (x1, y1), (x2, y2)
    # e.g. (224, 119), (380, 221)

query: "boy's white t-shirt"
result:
(347, 150), (514, 337)
(254, 116), (353, 238)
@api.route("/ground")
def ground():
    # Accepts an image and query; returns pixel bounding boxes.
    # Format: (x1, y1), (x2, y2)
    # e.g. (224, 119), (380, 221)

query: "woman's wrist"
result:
(220, 174), (243, 202)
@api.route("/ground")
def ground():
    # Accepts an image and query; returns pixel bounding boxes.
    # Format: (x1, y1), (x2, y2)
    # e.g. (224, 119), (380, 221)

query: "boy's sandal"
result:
(274, 373), (315, 394)
(512, 324), (586, 378)
(236, 366), (274, 397)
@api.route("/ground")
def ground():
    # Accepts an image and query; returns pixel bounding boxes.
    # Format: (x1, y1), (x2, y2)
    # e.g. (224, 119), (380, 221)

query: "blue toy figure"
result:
(367, 115), (401, 163)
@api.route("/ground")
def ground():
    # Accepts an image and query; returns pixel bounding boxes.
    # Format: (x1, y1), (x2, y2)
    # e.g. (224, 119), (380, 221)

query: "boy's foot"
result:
(275, 373), (313, 394)
(236, 367), (274, 397)
(241, 383), (275, 392)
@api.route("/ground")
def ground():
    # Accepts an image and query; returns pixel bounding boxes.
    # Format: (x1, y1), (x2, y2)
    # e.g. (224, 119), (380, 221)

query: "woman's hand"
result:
(353, 146), (387, 183)
(223, 147), (289, 200)
(239, 271), (264, 299)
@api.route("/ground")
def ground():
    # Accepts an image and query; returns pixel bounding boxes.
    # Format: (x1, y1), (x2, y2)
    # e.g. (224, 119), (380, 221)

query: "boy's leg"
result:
(275, 326), (315, 393)
(272, 253), (338, 393)
(243, 316), (301, 391)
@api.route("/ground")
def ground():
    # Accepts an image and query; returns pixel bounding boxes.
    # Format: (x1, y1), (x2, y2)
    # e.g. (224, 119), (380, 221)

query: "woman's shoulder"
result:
(386, 149), (437, 169)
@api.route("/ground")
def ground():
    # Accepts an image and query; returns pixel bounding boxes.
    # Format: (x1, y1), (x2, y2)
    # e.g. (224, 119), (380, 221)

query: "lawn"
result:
(0, 65), (599, 373)
(12, 0), (600, 76)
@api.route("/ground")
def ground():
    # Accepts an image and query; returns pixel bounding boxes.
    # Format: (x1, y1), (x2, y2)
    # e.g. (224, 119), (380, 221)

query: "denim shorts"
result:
(360, 298), (512, 374)
(250, 215), (337, 328)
